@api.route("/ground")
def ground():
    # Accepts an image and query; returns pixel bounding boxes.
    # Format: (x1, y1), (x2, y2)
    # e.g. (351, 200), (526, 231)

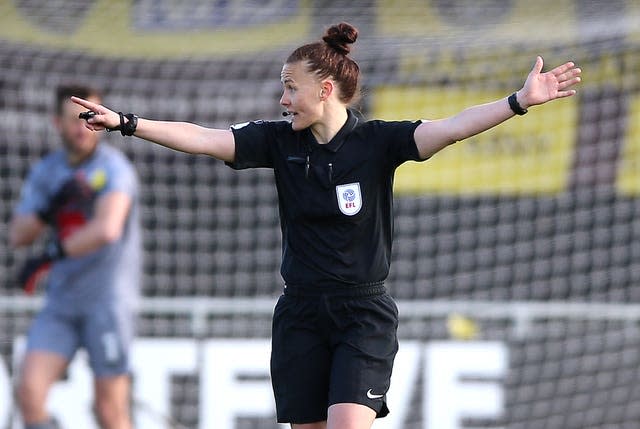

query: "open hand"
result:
(517, 56), (581, 109)
(71, 96), (120, 131)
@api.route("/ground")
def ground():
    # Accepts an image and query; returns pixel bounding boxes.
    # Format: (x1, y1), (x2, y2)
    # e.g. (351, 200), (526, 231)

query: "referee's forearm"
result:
(414, 97), (515, 159)
(447, 97), (515, 142)
(133, 119), (235, 162)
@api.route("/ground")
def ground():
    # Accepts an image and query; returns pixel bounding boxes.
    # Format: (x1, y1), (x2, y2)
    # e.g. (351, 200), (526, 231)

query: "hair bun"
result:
(322, 22), (358, 55)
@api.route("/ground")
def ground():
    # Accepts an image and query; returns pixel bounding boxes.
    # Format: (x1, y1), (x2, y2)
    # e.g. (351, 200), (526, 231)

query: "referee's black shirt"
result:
(227, 110), (423, 289)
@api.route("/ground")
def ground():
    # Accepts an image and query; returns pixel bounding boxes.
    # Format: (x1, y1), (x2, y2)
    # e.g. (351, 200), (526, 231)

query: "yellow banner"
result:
(617, 92), (640, 195)
(0, 0), (310, 58)
(376, 0), (578, 43)
(373, 86), (578, 195)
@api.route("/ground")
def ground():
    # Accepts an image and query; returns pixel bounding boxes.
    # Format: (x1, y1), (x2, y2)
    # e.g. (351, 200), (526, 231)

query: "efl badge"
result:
(336, 182), (362, 216)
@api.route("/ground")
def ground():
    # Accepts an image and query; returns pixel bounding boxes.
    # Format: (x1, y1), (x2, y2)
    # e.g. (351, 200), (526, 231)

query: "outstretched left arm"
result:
(414, 56), (581, 160)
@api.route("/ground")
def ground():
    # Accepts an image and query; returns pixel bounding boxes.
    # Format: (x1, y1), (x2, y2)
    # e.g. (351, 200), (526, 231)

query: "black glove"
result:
(17, 239), (66, 295)
(37, 175), (95, 225)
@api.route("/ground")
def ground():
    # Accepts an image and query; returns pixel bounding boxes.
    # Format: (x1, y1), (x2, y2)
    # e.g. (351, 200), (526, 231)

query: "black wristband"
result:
(121, 113), (138, 136)
(106, 112), (139, 136)
(508, 93), (528, 115)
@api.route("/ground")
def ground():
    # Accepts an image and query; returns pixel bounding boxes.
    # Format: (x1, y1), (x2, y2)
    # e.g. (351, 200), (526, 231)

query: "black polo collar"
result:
(305, 109), (359, 153)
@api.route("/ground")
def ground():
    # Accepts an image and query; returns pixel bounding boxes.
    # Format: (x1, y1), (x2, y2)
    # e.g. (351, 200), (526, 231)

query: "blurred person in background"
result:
(9, 84), (141, 429)
(71, 22), (580, 429)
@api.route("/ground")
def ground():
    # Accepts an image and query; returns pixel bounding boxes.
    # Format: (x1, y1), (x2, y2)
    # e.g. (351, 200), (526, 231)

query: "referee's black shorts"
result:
(270, 282), (399, 424)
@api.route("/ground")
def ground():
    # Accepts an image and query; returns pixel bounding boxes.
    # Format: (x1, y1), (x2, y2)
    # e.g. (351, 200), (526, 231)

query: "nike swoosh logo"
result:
(367, 389), (385, 399)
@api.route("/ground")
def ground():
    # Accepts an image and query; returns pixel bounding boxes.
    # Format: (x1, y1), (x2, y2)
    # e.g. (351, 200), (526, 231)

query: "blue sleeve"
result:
(226, 120), (274, 169)
(14, 160), (52, 216)
(103, 158), (138, 198)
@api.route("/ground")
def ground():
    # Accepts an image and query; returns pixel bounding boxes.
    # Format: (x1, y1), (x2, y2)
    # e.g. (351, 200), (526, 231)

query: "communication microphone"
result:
(282, 111), (291, 116)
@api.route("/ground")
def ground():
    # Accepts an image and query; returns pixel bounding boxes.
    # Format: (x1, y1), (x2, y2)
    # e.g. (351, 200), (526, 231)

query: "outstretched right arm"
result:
(71, 96), (235, 162)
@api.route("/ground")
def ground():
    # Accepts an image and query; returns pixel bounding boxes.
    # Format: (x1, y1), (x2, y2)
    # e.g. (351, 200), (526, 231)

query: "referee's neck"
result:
(311, 107), (348, 144)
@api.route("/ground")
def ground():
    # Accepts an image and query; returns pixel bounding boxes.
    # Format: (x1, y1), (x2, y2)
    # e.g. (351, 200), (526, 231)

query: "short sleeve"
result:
(101, 157), (138, 198)
(226, 120), (274, 169)
(14, 160), (51, 216)
(382, 120), (424, 167)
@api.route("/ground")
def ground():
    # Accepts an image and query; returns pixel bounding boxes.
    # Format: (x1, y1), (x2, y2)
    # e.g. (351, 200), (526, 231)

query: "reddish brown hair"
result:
(286, 22), (360, 105)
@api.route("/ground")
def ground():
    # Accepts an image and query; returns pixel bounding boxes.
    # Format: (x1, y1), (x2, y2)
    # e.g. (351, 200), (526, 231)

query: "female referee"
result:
(72, 22), (581, 429)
